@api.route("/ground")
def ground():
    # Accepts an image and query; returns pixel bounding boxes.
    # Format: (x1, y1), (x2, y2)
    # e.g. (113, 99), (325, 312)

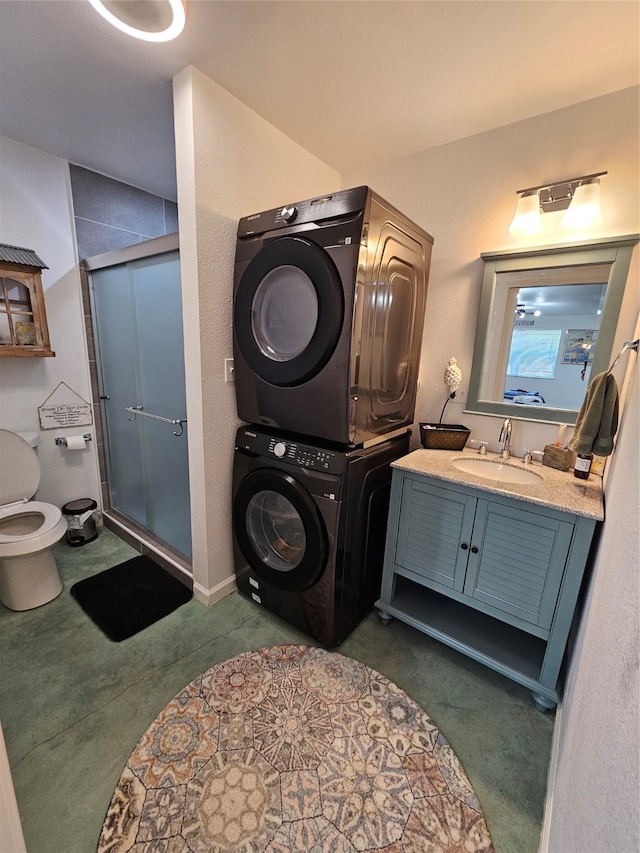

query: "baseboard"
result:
(537, 700), (563, 853)
(193, 575), (237, 607)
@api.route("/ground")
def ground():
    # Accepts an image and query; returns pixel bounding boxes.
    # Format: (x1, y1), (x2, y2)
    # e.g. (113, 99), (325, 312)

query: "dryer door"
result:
(233, 468), (328, 591)
(234, 236), (344, 386)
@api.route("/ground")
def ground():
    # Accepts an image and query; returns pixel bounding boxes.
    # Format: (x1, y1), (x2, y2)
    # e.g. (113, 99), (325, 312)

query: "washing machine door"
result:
(234, 236), (344, 386)
(233, 468), (328, 592)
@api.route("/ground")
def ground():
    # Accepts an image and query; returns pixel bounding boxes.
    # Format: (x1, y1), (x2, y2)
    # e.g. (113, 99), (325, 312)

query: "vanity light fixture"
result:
(87, 0), (186, 42)
(509, 171), (607, 236)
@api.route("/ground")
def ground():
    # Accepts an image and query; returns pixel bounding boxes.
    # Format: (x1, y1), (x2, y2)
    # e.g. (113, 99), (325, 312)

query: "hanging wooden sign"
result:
(38, 382), (93, 430)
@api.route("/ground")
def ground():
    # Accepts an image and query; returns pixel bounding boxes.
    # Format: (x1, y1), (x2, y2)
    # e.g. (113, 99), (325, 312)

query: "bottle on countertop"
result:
(573, 453), (593, 480)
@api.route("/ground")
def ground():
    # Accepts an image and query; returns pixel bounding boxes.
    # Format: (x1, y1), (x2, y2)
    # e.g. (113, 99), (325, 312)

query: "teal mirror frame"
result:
(466, 234), (639, 425)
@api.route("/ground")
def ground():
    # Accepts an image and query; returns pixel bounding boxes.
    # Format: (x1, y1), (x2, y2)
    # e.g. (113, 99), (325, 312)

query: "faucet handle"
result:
(478, 441), (488, 455)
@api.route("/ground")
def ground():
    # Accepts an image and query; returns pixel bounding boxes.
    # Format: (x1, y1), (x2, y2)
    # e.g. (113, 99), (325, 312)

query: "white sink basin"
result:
(451, 457), (543, 485)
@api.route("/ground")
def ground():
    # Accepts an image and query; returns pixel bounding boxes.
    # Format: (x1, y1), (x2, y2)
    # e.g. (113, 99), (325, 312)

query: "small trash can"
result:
(61, 499), (98, 547)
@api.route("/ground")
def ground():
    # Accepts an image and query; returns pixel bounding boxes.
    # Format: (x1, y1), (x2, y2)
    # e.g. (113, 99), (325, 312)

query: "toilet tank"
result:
(17, 431), (39, 452)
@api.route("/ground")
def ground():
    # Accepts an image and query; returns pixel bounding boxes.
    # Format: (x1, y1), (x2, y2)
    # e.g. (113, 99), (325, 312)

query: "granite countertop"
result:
(392, 448), (604, 520)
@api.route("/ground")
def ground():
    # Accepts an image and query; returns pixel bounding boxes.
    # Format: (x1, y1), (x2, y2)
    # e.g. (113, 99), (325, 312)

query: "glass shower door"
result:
(91, 248), (191, 559)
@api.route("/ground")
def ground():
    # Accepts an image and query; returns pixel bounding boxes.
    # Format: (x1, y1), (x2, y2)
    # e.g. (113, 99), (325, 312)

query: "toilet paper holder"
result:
(55, 433), (92, 446)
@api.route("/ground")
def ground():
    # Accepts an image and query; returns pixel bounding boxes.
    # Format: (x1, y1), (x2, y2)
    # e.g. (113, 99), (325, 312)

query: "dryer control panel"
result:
(237, 185), (369, 238)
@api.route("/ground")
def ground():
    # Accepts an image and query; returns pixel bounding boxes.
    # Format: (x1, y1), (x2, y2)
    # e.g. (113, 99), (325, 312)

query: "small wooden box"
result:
(542, 444), (575, 471)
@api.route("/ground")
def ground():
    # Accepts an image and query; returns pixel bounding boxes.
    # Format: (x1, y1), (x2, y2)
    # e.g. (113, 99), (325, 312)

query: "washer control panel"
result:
(268, 436), (337, 471)
(236, 427), (344, 474)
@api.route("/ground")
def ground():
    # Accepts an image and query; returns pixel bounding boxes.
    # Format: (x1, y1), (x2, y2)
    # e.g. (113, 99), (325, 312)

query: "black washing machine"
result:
(233, 186), (433, 447)
(232, 424), (410, 646)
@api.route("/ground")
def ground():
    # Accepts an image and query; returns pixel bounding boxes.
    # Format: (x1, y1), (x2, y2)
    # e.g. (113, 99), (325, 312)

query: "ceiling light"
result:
(87, 0), (186, 42)
(509, 171), (607, 236)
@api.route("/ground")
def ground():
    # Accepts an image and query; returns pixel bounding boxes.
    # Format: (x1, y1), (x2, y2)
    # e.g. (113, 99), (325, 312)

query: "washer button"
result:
(273, 442), (286, 458)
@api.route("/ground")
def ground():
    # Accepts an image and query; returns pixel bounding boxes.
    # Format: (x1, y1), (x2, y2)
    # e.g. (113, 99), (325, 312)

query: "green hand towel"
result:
(569, 371), (619, 457)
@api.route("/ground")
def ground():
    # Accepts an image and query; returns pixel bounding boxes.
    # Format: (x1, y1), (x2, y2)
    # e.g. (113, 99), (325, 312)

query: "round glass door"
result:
(233, 468), (327, 591)
(234, 236), (344, 386)
(251, 266), (318, 362)
(245, 489), (306, 572)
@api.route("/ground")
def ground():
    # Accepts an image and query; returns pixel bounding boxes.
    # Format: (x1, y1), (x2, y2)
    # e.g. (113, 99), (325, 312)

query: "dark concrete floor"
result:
(0, 528), (554, 852)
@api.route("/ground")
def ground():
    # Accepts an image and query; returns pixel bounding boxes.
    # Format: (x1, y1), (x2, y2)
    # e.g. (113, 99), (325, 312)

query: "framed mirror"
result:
(466, 234), (639, 425)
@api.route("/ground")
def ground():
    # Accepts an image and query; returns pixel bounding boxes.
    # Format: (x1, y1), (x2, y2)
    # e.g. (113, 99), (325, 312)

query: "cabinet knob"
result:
(471, 546), (479, 554)
(460, 543), (469, 550)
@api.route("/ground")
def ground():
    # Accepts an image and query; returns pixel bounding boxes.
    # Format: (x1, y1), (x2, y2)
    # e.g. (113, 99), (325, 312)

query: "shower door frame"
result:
(82, 233), (192, 580)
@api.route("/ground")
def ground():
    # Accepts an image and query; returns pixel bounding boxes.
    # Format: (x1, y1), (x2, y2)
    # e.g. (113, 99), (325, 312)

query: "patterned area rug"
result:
(98, 645), (493, 852)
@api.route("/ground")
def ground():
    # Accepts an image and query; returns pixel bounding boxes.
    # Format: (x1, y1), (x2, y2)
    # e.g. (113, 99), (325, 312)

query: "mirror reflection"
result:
(496, 273), (609, 410)
(466, 236), (638, 425)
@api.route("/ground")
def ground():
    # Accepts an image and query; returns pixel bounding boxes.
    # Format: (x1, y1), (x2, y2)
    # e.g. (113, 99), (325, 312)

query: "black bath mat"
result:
(70, 555), (192, 642)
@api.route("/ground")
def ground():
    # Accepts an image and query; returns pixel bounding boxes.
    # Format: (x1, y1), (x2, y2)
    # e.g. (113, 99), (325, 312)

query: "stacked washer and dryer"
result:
(231, 186), (433, 645)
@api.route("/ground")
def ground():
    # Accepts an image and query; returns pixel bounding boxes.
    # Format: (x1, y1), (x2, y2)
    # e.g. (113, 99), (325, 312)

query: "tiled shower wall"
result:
(69, 164), (178, 259)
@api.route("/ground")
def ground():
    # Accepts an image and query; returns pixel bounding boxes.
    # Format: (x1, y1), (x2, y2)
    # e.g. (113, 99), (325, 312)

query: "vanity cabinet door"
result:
(395, 477), (475, 592)
(465, 500), (574, 630)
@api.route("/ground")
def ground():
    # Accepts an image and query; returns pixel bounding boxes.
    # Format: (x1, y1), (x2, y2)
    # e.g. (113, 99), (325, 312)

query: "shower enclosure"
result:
(86, 234), (191, 563)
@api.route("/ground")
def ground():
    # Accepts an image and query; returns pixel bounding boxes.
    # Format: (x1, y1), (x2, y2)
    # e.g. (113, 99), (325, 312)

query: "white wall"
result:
(172, 66), (339, 603)
(0, 137), (100, 507)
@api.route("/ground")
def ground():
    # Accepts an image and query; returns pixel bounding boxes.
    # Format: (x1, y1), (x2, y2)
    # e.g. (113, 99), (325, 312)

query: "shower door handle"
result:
(125, 406), (187, 437)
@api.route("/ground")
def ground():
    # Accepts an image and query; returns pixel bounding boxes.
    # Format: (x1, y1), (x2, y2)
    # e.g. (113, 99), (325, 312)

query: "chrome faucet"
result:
(499, 417), (512, 459)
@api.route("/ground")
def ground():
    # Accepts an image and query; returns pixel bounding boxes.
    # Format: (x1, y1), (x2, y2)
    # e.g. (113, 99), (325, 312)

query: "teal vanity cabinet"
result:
(376, 452), (603, 711)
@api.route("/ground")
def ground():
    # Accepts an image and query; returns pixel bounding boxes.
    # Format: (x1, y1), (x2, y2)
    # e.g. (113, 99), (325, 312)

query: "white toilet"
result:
(0, 430), (67, 610)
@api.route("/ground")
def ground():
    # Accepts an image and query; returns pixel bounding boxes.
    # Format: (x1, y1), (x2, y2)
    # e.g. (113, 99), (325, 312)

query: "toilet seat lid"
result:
(0, 429), (41, 505)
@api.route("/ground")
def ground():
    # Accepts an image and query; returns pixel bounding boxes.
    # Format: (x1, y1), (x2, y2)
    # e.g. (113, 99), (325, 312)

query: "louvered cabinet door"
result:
(463, 500), (574, 629)
(394, 478), (475, 592)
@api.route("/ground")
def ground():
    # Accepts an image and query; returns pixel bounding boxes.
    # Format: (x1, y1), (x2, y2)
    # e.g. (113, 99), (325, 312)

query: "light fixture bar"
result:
(515, 172), (607, 197)
(515, 171), (607, 213)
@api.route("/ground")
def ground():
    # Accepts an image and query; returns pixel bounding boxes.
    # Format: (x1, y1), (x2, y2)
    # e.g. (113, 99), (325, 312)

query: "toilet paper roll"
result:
(65, 435), (87, 451)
